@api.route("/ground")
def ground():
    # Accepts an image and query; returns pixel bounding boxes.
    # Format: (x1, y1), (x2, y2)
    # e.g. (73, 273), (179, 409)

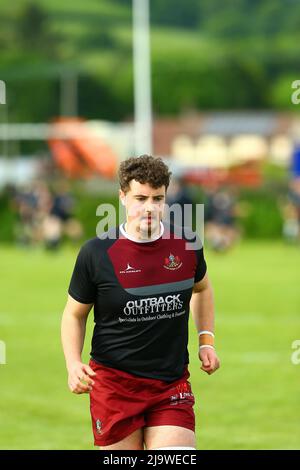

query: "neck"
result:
(123, 220), (163, 242)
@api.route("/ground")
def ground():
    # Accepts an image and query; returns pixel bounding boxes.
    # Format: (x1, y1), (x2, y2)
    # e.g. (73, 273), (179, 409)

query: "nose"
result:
(144, 200), (156, 213)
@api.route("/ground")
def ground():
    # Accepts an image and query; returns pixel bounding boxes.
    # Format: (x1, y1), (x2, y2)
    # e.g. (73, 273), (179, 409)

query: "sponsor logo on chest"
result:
(119, 263), (141, 274)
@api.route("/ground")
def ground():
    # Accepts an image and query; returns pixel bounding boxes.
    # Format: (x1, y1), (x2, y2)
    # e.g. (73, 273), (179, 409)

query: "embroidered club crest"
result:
(163, 253), (182, 270)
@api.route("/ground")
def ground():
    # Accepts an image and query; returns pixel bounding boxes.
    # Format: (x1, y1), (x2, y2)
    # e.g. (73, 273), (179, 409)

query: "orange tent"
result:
(48, 118), (117, 179)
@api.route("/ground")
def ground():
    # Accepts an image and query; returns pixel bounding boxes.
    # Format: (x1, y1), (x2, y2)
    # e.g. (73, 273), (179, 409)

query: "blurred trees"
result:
(14, 2), (61, 58)
(0, 0), (299, 122)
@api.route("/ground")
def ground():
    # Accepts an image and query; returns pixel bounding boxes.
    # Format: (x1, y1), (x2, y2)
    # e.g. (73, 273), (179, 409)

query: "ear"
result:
(119, 189), (126, 206)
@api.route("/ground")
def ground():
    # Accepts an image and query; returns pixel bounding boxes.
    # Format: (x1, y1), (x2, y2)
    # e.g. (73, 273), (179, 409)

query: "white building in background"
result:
(168, 112), (296, 169)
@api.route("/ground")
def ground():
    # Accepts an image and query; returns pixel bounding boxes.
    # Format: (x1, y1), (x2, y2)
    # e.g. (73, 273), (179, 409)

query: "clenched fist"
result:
(199, 347), (220, 375)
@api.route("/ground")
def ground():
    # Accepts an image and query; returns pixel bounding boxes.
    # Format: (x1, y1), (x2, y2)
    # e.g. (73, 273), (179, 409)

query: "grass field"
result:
(0, 241), (299, 450)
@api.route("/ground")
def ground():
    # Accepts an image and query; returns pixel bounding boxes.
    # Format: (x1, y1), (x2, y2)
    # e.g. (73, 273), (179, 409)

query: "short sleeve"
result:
(194, 246), (207, 283)
(68, 243), (96, 304)
(183, 227), (207, 283)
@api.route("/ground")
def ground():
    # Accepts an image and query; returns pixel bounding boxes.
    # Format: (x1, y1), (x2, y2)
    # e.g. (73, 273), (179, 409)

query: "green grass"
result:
(0, 241), (299, 449)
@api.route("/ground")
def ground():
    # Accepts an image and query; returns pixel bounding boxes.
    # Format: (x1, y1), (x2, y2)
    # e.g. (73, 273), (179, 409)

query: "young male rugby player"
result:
(61, 155), (220, 450)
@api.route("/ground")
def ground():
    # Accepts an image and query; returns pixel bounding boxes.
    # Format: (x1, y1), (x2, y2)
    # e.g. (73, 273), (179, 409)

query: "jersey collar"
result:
(119, 221), (164, 243)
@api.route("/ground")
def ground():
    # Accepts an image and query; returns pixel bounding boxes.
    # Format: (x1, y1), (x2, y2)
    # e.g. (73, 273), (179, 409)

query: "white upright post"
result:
(132, 0), (153, 156)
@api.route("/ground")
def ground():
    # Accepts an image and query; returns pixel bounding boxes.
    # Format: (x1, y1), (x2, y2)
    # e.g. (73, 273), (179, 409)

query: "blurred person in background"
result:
(281, 177), (300, 243)
(13, 181), (52, 246)
(12, 179), (82, 249)
(42, 180), (83, 250)
(166, 175), (195, 228)
(204, 185), (240, 252)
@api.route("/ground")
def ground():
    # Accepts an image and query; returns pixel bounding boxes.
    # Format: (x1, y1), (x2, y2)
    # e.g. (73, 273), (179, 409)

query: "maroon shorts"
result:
(89, 359), (195, 447)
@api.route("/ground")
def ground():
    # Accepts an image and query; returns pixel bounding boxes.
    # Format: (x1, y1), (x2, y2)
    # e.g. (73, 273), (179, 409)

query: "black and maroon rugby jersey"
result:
(68, 222), (207, 382)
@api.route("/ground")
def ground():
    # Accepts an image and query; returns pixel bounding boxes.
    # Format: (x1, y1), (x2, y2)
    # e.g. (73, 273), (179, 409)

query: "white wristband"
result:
(199, 345), (215, 351)
(198, 330), (215, 338)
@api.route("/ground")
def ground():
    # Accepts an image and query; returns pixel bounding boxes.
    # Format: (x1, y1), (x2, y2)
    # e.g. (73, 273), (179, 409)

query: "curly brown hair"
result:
(118, 155), (172, 193)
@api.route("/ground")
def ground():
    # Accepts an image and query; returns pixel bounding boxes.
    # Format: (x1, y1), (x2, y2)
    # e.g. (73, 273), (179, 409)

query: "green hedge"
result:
(0, 192), (18, 242)
(72, 190), (120, 240)
(238, 188), (283, 239)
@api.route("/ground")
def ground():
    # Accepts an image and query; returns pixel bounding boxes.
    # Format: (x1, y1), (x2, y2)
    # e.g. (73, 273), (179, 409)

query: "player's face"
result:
(120, 180), (166, 237)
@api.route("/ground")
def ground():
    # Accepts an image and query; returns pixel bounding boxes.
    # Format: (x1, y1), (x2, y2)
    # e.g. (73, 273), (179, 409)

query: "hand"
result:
(199, 347), (220, 375)
(67, 361), (96, 394)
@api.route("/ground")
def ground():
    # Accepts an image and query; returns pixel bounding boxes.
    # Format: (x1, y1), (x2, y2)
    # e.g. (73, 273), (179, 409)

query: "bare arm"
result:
(61, 294), (96, 394)
(190, 273), (220, 375)
(190, 273), (214, 333)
